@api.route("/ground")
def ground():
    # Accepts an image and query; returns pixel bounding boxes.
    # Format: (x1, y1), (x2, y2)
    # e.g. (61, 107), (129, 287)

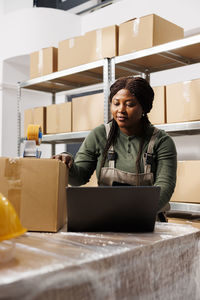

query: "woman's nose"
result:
(118, 103), (126, 112)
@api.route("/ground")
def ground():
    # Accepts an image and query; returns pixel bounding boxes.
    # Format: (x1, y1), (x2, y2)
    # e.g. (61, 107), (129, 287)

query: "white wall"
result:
(82, 0), (200, 35)
(0, 8), (81, 62)
(2, 0), (33, 14)
(0, 6), (81, 156)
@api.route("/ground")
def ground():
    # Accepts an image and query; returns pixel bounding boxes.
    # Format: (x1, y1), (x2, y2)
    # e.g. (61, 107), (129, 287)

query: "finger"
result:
(61, 156), (67, 163)
(68, 159), (73, 168)
(54, 154), (62, 161)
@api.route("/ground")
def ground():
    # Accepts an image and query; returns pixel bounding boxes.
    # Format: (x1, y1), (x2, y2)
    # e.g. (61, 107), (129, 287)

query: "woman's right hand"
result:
(52, 153), (73, 169)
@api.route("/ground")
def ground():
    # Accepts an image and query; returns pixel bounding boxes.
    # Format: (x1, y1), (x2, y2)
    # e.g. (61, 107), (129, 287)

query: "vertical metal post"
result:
(142, 69), (150, 82)
(110, 57), (116, 83)
(51, 143), (56, 157)
(51, 92), (56, 156)
(52, 92), (56, 104)
(17, 82), (21, 157)
(103, 58), (115, 124)
(103, 58), (109, 124)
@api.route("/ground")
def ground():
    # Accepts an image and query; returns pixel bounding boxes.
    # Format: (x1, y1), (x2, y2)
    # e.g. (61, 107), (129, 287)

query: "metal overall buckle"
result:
(107, 150), (117, 161)
(144, 153), (153, 165)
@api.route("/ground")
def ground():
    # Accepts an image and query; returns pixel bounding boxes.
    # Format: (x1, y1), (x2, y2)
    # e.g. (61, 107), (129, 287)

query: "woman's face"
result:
(110, 88), (143, 136)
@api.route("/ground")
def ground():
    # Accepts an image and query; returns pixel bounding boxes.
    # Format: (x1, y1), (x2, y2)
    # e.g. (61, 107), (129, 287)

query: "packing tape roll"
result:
(27, 124), (42, 145)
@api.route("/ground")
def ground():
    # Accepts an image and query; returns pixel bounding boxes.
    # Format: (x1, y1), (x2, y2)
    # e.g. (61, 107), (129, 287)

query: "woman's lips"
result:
(117, 115), (127, 121)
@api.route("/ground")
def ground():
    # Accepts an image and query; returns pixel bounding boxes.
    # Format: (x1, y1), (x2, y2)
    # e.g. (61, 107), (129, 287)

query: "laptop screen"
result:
(66, 186), (160, 232)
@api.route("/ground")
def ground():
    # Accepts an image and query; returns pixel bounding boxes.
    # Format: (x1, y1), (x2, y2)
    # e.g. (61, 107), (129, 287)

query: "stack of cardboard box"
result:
(30, 14), (184, 79)
(24, 92), (104, 135)
(28, 14), (186, 131)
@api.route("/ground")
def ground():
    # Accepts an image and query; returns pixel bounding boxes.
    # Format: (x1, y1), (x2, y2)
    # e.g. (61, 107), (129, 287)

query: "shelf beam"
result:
(156, 121), (200, 134)
(170, 202), (200, 215)
(42, 131), (90, 144)
(37, 121), (200, 145)
(20, 60), (105, 89)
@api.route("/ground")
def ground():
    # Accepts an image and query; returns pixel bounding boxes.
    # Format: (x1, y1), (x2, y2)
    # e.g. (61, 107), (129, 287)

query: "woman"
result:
(53, 76), (177, 216)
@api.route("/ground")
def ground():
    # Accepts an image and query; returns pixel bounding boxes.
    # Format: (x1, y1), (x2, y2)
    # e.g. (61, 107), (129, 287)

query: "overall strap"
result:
(104, 123), (115, 168)
(144, 127), (159, 173)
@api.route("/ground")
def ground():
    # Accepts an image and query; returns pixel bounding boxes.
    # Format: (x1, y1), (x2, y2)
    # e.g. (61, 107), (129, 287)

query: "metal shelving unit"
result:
(18, 34), (200, 214)
(18, 58), (115, 155)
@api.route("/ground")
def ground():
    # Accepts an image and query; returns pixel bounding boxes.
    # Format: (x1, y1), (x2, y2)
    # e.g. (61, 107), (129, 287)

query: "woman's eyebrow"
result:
(113, 97), (136, 101)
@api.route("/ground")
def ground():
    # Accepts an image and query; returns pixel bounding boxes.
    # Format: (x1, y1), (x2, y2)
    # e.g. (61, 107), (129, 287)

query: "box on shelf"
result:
(148, 86), (166, 124)
(72, 93), (104, 132)
(0, 157), (68, 232)
(168, 218), (200, 230)
(30, 47), (58, 79)
(24, 106), (46, 135)
(119, 14), (184, 56)
(166, 78), (200, 123)
(170, 161), (200, 204)
(58, 25), (118, 71)
(46, 102), (72, 134)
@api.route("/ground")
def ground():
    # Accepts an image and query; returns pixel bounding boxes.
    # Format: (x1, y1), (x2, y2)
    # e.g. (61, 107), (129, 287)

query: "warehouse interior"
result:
(1, 0), (200, 299)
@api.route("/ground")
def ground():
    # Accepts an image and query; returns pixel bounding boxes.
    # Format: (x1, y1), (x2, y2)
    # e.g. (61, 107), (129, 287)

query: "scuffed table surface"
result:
(0, 222), (200, 300)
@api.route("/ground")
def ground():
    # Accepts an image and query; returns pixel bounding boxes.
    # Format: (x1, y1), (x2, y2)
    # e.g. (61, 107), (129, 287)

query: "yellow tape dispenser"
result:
(23, 124), (42, 158)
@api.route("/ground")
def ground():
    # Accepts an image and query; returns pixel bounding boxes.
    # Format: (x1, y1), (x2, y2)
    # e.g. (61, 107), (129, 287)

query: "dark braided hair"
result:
(100, 76), (154, 184)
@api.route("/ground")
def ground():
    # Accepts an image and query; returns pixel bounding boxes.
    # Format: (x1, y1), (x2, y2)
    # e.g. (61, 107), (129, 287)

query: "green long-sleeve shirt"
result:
(69, 123), (177, 210)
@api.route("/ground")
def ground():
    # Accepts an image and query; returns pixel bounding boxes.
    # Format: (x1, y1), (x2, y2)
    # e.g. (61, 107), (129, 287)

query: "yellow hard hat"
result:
(0, 193), (27, 242)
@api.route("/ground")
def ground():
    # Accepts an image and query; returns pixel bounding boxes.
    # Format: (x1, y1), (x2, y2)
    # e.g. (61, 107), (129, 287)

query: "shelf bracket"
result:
(141, 69), (150, 82)
(116, 62), (147, 75)
(158, 51), (196, 65)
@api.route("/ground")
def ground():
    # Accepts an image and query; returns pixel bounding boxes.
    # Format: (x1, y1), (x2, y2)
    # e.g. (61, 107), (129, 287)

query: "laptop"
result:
(66, 186), (160, 232)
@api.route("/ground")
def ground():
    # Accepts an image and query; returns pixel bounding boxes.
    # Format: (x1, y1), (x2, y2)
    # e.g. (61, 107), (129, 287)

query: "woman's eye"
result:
(126, 103), (134, 107)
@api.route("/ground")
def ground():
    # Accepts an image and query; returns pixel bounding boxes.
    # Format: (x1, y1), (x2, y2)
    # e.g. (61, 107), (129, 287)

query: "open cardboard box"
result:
(0, 157), (68, 232)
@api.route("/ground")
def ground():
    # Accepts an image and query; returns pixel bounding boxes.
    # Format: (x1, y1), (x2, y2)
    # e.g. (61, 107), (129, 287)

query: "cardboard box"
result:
(72, 93), (104, 132)
(119, 14), (184, 56)
(46, 102), (72, 134)
(166, 79), (200, 123)
(168, 218), (200, 230)
(170, 161), (200, 204)
(30, 47), (58, 79)
(58, 25), (118, 70)
(24, 106), (46, 136)
(0, 157), (68, 232)
(148, 86), (166, 124)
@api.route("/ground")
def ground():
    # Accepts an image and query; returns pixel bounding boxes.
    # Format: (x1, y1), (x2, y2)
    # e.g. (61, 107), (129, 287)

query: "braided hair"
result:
(100, 76), (154, 183)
